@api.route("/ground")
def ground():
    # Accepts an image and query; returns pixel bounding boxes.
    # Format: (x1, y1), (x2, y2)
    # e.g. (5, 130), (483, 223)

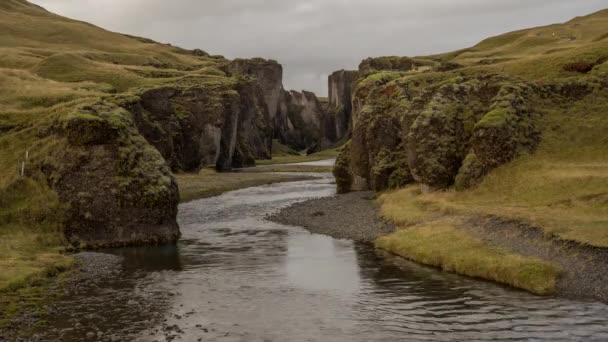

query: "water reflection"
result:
(28, 174), (608, 341)
(286, 234), (361, 294)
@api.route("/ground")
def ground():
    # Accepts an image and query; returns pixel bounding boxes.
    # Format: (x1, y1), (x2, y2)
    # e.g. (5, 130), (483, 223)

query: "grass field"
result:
(371, 9), (608, 293)
(376, 221), (560, 295)
(256, 140), (342, 165)
(176, 169), (317, 203)
(0, 0), (229, 299)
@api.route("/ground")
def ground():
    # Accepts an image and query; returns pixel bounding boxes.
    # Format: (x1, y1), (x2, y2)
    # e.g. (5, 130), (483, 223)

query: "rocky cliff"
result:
(328, 70), (359, 140)
(0, 2), (278, 248)
(122, 75), (272, 172)
(40, 102), (181, 247)
(224, 58), (339, 152)
(336, 37), (608, 193)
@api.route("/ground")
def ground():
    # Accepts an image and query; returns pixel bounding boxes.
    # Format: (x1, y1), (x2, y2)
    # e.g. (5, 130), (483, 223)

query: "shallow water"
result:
(33, 173), (608, 341)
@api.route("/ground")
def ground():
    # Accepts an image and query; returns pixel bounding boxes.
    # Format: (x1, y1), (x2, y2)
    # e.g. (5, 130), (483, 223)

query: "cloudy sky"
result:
(31, 0), (607, 95)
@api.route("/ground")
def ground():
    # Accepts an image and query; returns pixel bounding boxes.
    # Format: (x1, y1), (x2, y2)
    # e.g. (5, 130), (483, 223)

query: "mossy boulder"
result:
(341, 69), (546, 193)
(42, 102), (181, 247)
(333, 141), (352, 194)
(472, 84), (540, 169)
(407, 79), (492, 189)
(120, 75), (272, 172)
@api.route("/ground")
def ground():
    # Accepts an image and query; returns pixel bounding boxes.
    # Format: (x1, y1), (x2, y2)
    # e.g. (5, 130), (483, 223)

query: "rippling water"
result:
(33, 173), (608, 341)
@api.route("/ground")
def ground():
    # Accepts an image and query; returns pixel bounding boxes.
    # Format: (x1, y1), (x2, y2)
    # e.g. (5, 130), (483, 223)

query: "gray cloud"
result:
(30, 0), (607, 95)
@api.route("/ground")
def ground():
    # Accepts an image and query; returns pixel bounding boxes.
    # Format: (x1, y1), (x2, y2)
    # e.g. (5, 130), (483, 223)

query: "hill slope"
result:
(0, 0), (277, 293)
(334, 9), (608, 297)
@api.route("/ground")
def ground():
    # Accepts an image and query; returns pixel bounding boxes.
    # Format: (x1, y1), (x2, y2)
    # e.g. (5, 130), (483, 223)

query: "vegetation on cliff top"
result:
(340, 9), (608, 293)
(0, 0), (236, 293)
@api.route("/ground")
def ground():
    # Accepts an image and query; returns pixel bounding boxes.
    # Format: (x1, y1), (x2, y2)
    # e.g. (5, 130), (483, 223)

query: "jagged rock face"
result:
(42, 103), (180, 247)
(232, 80), (274, 168)
(336, 70), (544, 193)
(328, 70), (359, 140)
(225, 58), (339, 152)
(123, 78), (272, 171)
(224, 58), (283, 120)
(275, 90), (324, 150)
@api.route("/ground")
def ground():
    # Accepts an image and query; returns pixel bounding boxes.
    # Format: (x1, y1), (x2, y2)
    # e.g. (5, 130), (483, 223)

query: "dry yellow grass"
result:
(376, 221), (560, 295)
(176, 169), (316, 203)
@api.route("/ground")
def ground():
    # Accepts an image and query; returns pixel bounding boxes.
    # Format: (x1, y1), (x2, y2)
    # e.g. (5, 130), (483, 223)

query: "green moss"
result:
(476, 108), (511, 128)
(371, 147), (413, 190)
(455, 153), (488, 191)
(333, 141), (352, 194)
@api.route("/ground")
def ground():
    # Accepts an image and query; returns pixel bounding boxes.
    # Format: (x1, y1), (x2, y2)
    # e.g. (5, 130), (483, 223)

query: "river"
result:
(31, 172), (608, 341)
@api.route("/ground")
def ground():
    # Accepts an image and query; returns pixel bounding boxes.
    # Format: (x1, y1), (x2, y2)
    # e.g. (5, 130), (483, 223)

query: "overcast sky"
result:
(30, 0), (607, 95)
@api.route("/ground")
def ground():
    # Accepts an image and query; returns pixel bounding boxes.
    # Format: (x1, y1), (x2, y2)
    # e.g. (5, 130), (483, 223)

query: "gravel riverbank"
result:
(268, 191), (395, 243)
(269, 190), (608, 302)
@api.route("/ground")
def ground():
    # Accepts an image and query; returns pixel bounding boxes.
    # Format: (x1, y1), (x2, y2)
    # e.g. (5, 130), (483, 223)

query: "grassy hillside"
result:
(0, 0), (230, 295)
(439, 9), (608, 80)
(385, 9), (608, 246)
(347, 9), (608, 293)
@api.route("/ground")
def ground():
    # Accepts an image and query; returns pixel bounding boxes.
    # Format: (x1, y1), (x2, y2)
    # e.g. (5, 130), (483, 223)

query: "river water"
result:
(32, 173), (608, 341)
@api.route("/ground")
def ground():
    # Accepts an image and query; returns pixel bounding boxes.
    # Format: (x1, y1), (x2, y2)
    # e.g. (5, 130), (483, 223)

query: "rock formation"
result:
(328, 70), (359, 140)
(225, 58), (341, 152)
(334, 57), (547, 193)
(41, 102), (181, 247)
(333, 51), (607, 194)
(120, 76), (272, 172)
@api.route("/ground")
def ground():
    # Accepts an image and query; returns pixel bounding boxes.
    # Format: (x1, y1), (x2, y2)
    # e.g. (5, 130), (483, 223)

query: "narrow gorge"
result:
(2, 1), (608, 341)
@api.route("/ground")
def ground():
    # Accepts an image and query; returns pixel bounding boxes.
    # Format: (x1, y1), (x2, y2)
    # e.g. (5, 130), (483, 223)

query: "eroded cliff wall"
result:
(328, 70), (359, 140)
(335, 56), (606, 194)
(121, 76), (272, 172)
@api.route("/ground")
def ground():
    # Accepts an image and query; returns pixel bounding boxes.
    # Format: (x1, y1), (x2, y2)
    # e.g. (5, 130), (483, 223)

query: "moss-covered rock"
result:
(407, 79), (493, 189)
(341, 68), (547, 193)
(333, 141), (352, 194)
(454, 152), (488, 191)
(472, 84), (540, 170)
(41, 102), (181, 247)
(119, 75), (272, 172)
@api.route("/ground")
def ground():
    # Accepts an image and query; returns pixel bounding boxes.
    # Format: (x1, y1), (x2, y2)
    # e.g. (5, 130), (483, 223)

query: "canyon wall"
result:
(40, 102), (181, 247)
(225, 58), (342, 152)
(122, 76), (272, 172)
(328, 70), (359, 140)
(334, 56), (605, 194)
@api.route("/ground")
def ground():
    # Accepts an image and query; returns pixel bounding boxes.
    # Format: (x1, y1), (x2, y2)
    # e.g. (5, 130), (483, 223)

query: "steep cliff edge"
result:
(337, 14), (608, 193)
(0, 1), (270, 249)
(225, 58), (341, 153)
(335, 9), (608, 252)
(122, 75), (272, 171)
(328, 70), (359, 140)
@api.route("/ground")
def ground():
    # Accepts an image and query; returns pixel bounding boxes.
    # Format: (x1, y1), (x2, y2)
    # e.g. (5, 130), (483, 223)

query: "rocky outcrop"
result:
(120, 76), (272, 171)
(41, 102), (180, 247)
(275, 90), (324, 150)
(328, 70), (359, 141)
(225, 58), (341, 152)
(334, 61), (545, 193)
(224, 58), (283, 120)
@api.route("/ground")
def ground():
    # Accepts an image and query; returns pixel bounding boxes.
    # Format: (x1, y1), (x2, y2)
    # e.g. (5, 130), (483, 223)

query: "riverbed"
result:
(28, 172), (608, 341)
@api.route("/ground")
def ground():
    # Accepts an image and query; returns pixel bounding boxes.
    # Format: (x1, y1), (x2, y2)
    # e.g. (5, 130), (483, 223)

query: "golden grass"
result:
(176, 169), (316, 202)
(256, 145), (342, 166)
(243, 165), (333, 173)
(379, 83), (608, 246)
(0, 178), (74, 293)
(376, 221), (560, 295)
(438, 9), (608, 81)
(0, 225), (74, 292)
